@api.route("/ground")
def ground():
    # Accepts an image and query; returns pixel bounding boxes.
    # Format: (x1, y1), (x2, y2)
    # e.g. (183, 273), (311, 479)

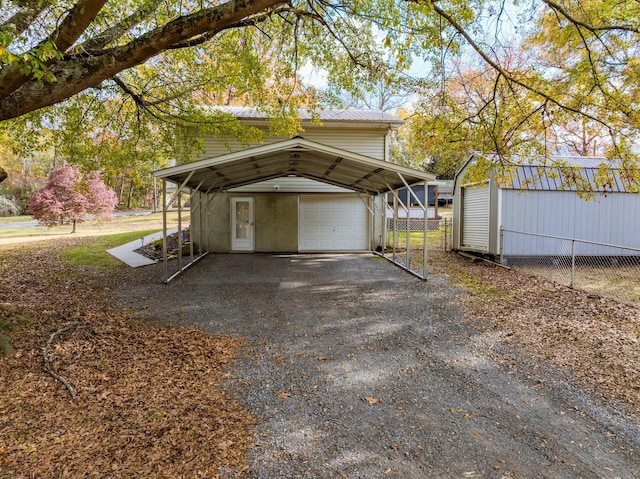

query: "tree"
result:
(28, 165), (117, 233)
(2, 0), (640, 188)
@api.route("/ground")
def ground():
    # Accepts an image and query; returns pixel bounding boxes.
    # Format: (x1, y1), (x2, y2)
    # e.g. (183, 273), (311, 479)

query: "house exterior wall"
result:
(191, 190), (381, 253)
(194, 127), (388, 161)
(254, 193), (299, 252)
(192, 192), (298, 253)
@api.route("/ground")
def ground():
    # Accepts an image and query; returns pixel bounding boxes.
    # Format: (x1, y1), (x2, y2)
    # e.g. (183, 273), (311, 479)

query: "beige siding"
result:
(192, 190), (384, 253)
(195, 127), (387, 161)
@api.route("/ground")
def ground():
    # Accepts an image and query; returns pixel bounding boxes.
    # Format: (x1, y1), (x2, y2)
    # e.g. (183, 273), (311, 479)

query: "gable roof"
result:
(155, 137), (435, 194)
(456, 153), (634, 193)
(212, 106), (404, 128)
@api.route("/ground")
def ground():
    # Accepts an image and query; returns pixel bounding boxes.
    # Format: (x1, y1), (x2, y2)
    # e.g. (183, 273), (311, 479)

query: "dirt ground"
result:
(1, 237), (640, 478)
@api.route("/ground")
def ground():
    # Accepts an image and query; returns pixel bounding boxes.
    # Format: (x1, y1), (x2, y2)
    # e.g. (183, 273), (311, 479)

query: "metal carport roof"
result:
(154, 137), (435, 192)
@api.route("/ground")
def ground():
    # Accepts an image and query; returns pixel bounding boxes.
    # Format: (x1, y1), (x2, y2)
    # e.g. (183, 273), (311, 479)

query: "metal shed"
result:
(453, 153), (640, 262)
(155, 136), (436, 281)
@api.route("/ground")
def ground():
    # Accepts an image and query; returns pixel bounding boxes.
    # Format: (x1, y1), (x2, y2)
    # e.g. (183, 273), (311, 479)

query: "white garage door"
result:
(461, 184), (490, 251)
(299, 195), (369, 251)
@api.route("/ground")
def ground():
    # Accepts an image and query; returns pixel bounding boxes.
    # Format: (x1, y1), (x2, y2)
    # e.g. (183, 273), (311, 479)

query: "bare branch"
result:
(77, 0), (163, 52)
(42, 324), (78, 399)
(542, 0), (639, 34)
(0, 0), (49, 36)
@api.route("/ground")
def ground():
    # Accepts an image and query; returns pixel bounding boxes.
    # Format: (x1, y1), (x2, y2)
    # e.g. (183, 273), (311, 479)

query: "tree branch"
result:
(541, 0), (639, 34)
(0, 0), (49, 36)
(427, 1), (614, 136)
(77, 0), (163, 52)
(0, 0), (289, 121)
(0, 0), (108, 102)
(42, 324), (78, 399)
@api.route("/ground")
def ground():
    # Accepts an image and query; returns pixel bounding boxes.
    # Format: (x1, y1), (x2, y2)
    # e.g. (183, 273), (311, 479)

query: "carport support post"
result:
(406, 186), (410, 269)
(393, 192), (398, 262)
(177, 191), (182, 272)
(381, 194), (387, 254)
(423, 180), (428, 278)
(162, 179), (168, 281)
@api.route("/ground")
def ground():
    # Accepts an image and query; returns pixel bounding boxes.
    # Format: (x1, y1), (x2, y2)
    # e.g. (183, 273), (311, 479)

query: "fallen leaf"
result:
(362, 396), (379, 404)
(275, 390), (291, 400)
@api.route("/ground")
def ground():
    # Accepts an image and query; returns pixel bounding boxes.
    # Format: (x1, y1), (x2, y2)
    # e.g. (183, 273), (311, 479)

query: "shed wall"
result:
(500, 190), (640, 255)
(452, 169), (501, 255)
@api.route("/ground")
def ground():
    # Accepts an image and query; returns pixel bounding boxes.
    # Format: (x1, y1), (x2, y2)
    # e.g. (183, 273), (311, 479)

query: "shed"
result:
(154, 107), (436, 281)
(452, 153), (640, 262)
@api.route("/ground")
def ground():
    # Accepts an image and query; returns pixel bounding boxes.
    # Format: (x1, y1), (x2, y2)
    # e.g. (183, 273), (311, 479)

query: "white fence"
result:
(501, 229), (640, 303)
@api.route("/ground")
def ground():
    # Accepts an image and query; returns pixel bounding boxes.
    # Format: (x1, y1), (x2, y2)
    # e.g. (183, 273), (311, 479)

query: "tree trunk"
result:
(71, 219), (77, 233)
(127, 179), (134, 209)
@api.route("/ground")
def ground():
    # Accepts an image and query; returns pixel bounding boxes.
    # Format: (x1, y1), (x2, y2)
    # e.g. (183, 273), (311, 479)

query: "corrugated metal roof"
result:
(489, 156), (632, 193)
(212, 106), (404, 125)
(154, 137), (435, 194)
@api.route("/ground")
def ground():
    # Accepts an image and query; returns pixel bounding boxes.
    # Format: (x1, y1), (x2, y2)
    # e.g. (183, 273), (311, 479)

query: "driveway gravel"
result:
(117, 253), (640, 478)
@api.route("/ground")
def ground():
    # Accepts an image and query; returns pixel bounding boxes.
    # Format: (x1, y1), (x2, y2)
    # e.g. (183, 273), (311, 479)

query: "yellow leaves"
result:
(362, 396), (380, 404)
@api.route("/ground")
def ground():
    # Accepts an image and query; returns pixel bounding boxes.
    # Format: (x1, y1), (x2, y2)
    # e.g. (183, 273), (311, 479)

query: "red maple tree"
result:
(29, 165), (117, 233)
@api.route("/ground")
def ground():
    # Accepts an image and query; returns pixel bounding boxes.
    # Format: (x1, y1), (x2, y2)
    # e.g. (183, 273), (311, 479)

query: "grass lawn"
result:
(0, 211), (189, 248)
(55, 229), (163, 268)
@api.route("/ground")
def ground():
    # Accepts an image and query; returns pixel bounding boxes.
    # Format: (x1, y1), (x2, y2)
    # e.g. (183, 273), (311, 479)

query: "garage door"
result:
(299, 195), (368, 251)
(461, 185), (490, 251)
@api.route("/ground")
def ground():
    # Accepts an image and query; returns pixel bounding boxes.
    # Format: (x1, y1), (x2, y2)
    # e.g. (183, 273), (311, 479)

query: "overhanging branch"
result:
(427, 1), (615, 136)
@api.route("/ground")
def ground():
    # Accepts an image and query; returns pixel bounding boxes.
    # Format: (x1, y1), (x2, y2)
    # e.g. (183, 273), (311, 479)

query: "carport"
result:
(154, 137), (435, 281)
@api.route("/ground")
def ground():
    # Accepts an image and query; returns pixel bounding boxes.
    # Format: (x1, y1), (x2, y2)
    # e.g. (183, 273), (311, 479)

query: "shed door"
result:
(299, 195), (368, 251)
(461, 185), (490, 251)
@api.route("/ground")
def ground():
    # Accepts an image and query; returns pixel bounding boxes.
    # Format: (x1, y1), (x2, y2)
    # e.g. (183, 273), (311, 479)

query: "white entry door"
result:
(231, 197), (254, 251)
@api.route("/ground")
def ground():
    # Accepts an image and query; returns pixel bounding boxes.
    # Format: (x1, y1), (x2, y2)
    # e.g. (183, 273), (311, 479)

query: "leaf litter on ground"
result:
(0, 239), (254, 478)
(430, 250), (640, 413)
(2, 240), (640, 477)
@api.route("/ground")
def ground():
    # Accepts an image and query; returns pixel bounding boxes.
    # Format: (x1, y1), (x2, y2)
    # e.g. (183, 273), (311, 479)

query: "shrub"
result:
(0, 196), (19, 217)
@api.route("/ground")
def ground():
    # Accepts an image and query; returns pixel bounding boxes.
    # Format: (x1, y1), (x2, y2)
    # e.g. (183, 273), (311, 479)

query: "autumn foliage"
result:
(28, 165), (117, 232)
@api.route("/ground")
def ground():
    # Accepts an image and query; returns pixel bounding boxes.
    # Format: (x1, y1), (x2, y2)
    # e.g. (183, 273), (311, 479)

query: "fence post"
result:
(444, 218), (449, 251)
(571, 239), (576, 288)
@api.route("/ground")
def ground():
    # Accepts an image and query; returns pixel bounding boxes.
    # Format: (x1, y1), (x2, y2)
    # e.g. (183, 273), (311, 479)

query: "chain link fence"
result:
(501, 229), (640, 303)
(382, 218), (453, 277)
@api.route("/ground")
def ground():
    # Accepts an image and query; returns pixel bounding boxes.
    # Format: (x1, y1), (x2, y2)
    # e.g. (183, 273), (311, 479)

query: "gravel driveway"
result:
(118, 253), (640, 478)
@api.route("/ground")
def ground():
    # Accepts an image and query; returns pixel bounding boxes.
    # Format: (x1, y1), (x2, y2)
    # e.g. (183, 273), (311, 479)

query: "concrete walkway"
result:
(106, 228), (176, 267)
